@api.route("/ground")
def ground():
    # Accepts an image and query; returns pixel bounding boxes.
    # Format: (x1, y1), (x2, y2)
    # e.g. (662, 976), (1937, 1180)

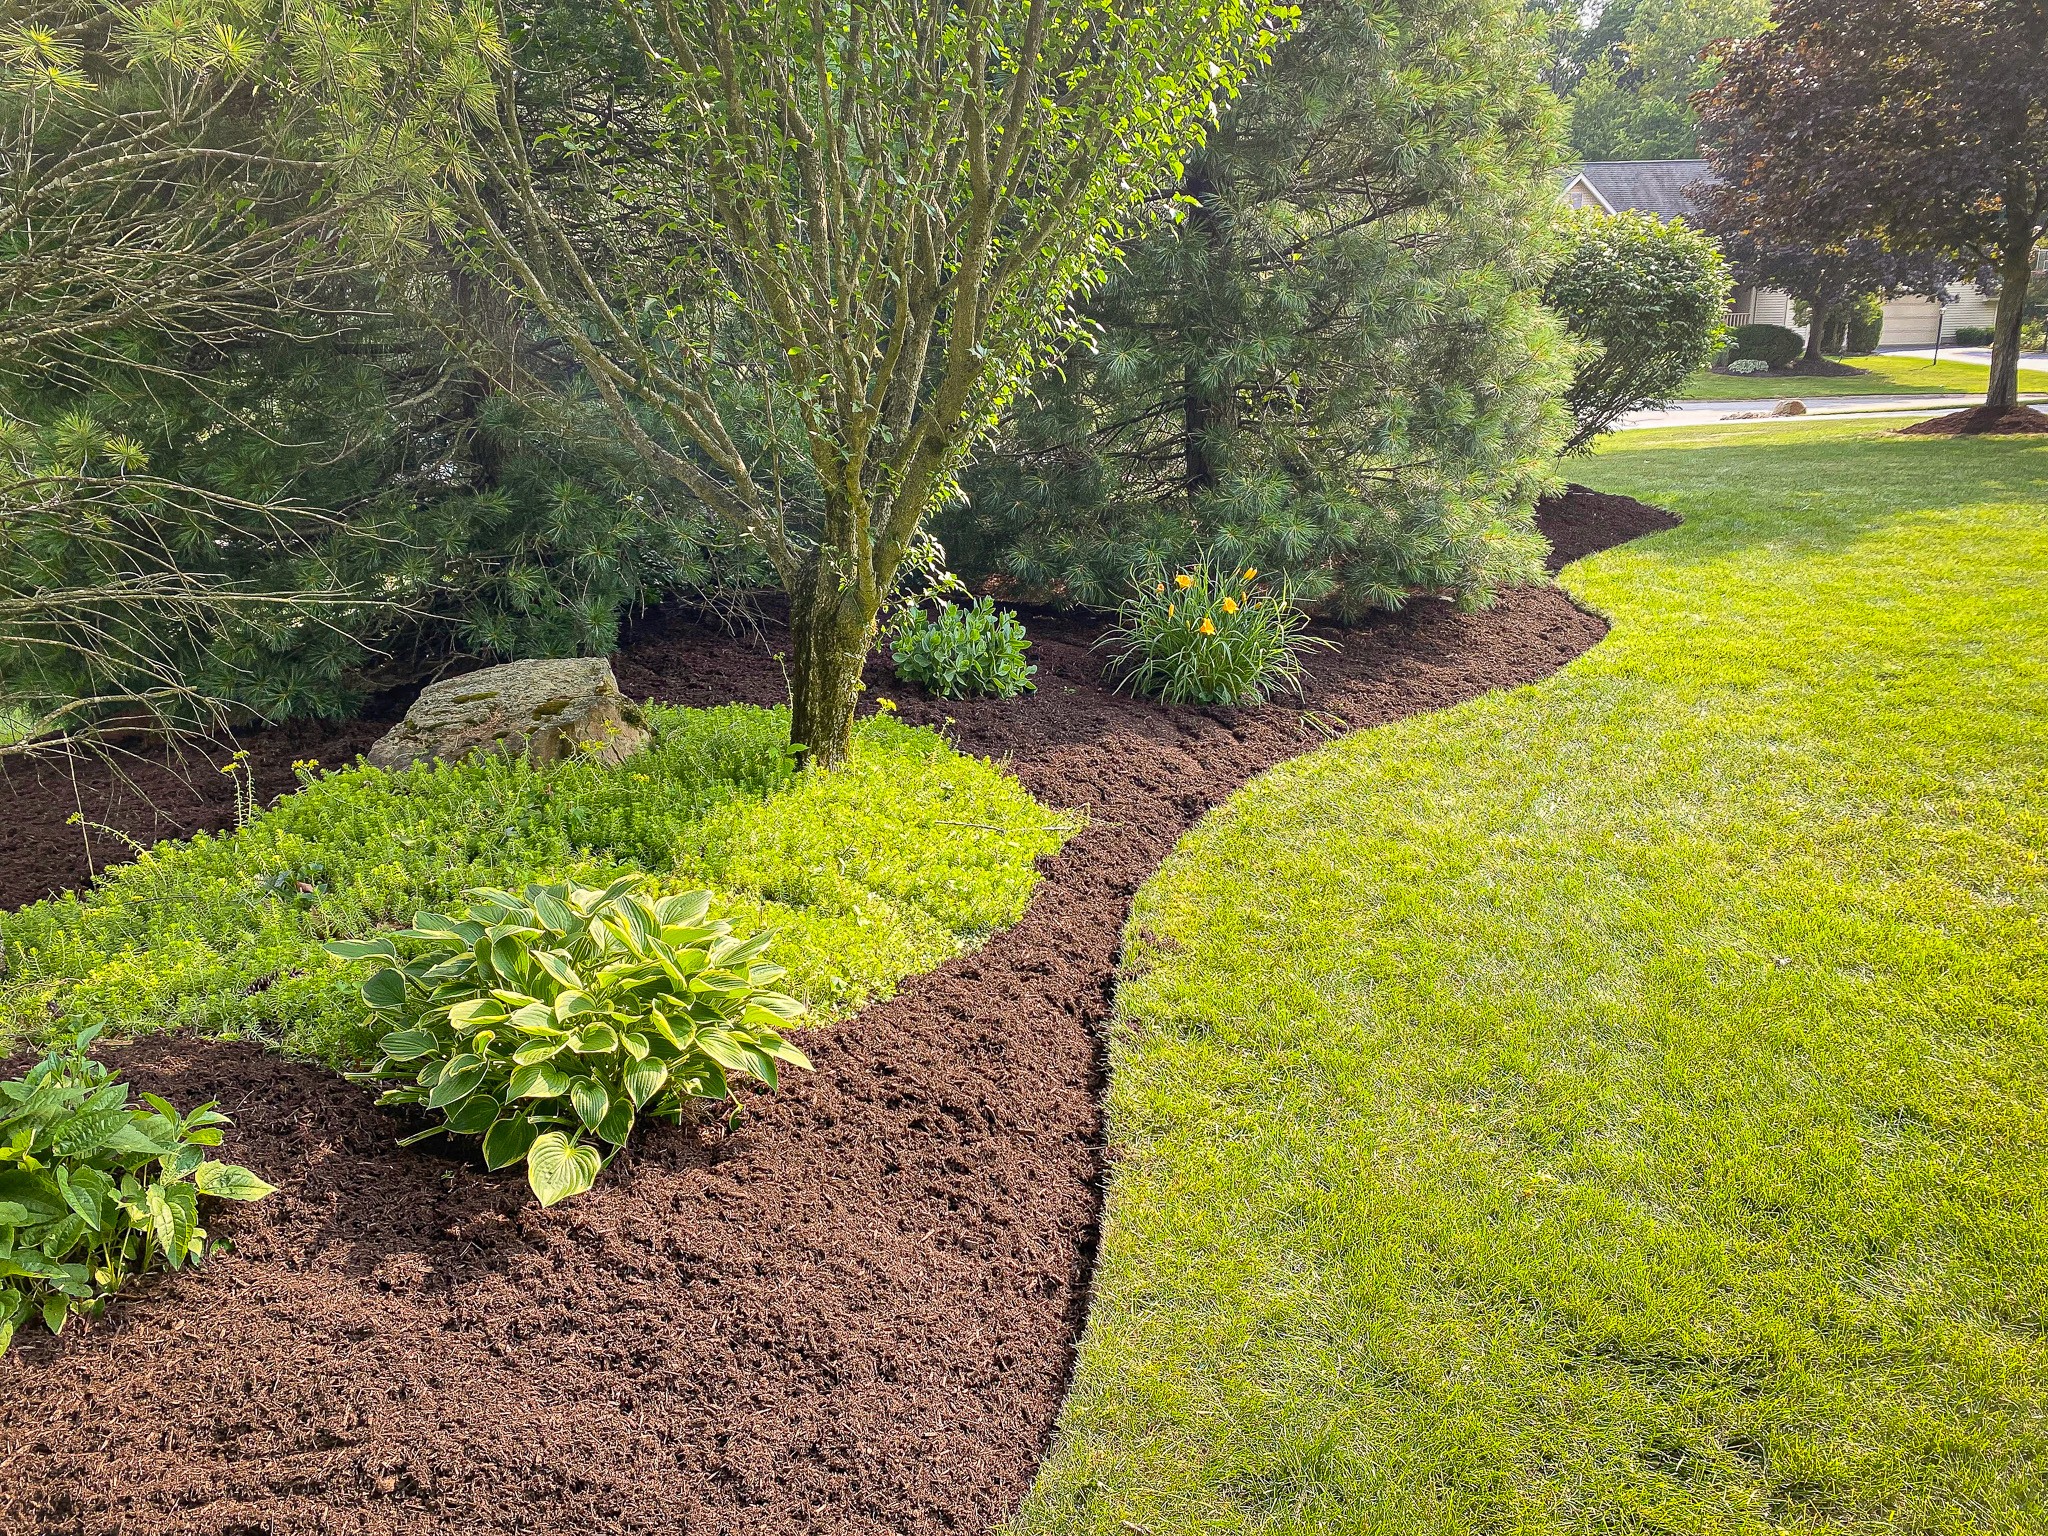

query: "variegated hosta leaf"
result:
(332, 879), (813, 1206)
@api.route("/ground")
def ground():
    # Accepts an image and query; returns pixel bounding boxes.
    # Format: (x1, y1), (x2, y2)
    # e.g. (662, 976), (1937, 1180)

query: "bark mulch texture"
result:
(1898, 403), (2048, 436)
(0, 488), (1661, 1536)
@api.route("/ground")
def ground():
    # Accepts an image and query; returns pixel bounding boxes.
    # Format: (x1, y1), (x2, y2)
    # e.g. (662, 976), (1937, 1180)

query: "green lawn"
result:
(1682, 352), (2048, 400)
(1018, 421), (2048, 1534)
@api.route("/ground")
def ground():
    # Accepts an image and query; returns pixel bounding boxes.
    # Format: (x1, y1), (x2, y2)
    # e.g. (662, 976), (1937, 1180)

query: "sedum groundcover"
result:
(2, 704), (1070, 1066)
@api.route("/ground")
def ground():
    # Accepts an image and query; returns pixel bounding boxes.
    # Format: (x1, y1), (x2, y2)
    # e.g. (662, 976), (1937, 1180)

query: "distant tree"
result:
(1537, 0), (1768, 161)
(381, 0), (1280, 768)
(1702, 0), (2048, 409)
(947, 0), (1572, 618)
(1543, 207), (1730, 449)
(1695, 219), (1955, 363)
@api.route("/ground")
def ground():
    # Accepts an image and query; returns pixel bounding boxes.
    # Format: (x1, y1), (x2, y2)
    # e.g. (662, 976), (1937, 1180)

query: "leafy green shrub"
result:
(1544, 208), (1731, 450)
(334, 880), (808, 1206)
(1727, 323), (1805, 369)
(1951, 325), (1996, 347)
(1726, 358), (1771, 375)
(1842, 294), (1887, 354)
(1101, 564), (1330, 707)
(889, 598), (1035, 699)
(1, 706), (1070, 1062)
(0, 1027), (274, 1352)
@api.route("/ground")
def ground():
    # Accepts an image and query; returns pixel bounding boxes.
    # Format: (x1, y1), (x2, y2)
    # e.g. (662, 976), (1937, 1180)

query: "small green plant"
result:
(333, 878), (812, 1207)
(0, 1026), (275, 1353)
(889, 597), (1036, 699)
(1101, 563), (1331, 707)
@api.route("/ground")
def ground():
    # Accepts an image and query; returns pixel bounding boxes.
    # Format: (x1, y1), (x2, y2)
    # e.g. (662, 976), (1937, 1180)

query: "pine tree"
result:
(946, 0), (1572, 618)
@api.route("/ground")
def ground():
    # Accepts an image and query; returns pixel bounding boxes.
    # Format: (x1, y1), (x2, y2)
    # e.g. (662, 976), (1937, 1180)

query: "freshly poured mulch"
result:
(1898, 403), (2048, 436)
(0, 488), (1664, 1536)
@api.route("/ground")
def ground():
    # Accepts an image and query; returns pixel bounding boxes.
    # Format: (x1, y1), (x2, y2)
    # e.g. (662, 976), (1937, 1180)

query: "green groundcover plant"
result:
(335, 880), (809, 1206)
(1, 705), (1070, 1064)
(889, 598), (1036, 700)
(0, 1027), (275, 1352)
(1102, 564), (1330, 706)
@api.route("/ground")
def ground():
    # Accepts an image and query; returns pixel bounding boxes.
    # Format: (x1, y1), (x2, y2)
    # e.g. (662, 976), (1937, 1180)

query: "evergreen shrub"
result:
(945, 0), (1570, 619)
(1545, 208), (1731, 448)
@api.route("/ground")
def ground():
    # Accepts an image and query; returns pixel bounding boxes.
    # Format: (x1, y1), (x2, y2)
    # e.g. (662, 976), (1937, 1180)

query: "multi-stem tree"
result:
(1701, 0), (2048, 410)
(400, 0), (1282, 768)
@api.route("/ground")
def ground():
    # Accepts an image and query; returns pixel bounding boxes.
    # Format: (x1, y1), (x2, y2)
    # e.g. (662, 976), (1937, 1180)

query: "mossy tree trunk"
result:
(787, 552), (876, 771)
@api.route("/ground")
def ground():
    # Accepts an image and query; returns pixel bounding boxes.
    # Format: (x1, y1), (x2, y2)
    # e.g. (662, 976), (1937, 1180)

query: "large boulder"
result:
(367, 657), (650, 772)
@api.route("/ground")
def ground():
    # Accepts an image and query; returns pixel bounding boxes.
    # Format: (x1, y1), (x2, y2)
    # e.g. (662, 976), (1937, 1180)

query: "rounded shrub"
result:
(888, 597), (1035, 699)
(1727, 323), (1805, 369)
(1843, 294), (1886, 354)
(1100, 563), (1330, 707)
(1544, 208), (1731, 450)
(1951, 325), (1996, 347)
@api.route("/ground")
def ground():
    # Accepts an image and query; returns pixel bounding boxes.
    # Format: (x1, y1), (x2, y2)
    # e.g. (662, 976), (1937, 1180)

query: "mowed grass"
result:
(1682, 351), (2048, 399)
(1017, 420), (2048, 1535)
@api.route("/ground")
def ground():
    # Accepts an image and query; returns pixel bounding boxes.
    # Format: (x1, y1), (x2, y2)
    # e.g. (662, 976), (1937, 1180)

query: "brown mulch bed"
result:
(1897, 403), (2048, 436)
(0, 487), (1666, 1536)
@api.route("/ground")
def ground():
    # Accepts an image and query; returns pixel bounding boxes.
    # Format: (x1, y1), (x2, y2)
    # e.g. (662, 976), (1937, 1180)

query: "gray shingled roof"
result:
(1570, 160), (1717, 221)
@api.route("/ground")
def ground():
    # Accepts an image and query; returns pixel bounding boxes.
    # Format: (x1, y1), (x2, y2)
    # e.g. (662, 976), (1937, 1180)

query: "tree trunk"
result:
(1804, 301), (1831, 362)
(1985, 222), (2036, 411)
(1180, 160), (1231, 494)
(787, 560), (875, 771)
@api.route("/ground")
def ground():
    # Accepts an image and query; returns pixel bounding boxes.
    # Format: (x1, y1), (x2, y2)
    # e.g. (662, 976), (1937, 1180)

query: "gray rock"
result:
(367, 657), (650, 772)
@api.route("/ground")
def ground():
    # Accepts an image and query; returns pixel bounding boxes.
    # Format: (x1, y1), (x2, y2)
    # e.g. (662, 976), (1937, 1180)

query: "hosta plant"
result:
(889, 597), (1036, 699)
(0, 1027), (276, 1354)
(1100, 563), (1331, 706)
(332, 879), (811, 1207)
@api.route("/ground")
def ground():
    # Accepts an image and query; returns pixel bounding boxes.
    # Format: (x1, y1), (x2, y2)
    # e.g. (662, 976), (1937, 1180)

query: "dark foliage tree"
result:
(1701, 0), (2048, 408)
(1695, 217), (1956, 364)
(945, 0), (1573, 619)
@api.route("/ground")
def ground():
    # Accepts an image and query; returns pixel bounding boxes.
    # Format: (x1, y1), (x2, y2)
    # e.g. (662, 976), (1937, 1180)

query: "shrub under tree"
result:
(944, 0), (1573, 618)
(1544, 207), (1731, 450)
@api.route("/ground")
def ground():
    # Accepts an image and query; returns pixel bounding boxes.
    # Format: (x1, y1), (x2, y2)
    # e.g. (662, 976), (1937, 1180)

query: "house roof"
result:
(1565, 160), (1717, 221)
